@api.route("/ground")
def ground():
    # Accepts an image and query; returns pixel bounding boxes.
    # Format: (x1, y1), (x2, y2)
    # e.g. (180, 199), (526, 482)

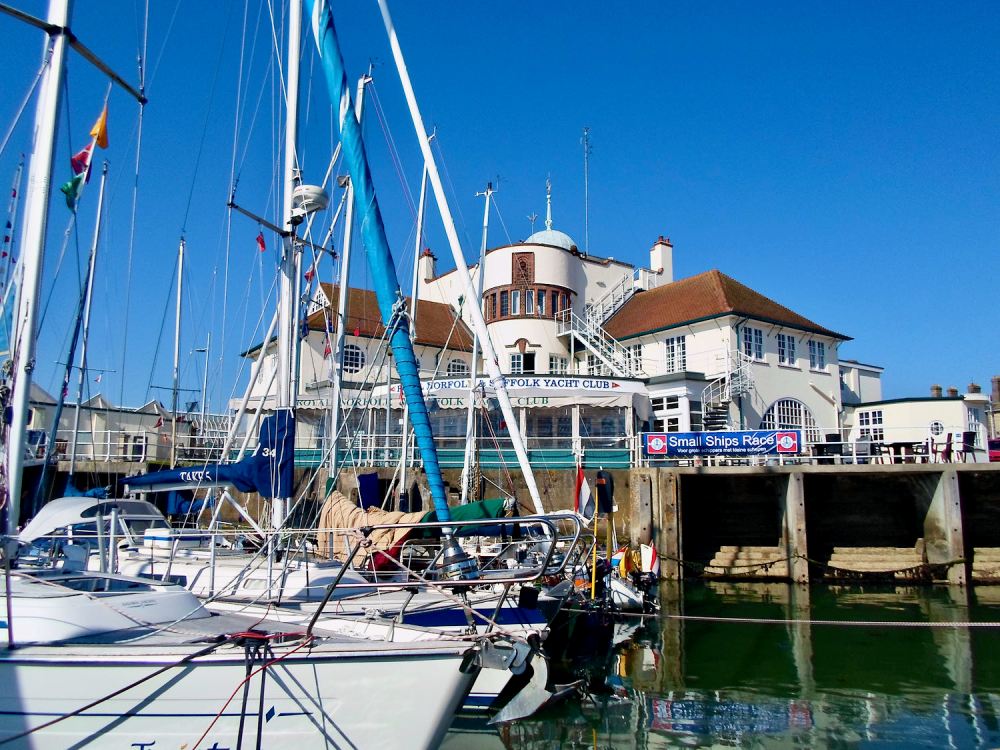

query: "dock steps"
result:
(972, 548), (1000, 582)
(825, 542), (925, 579)
(704, 546), (788, 578)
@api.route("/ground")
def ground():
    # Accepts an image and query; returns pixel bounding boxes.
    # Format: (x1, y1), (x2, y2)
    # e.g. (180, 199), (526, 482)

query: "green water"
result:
(445, 581), (1000, 748)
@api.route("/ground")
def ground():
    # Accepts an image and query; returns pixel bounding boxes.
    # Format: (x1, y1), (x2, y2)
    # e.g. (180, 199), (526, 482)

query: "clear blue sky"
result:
(2, 1), (998, 413)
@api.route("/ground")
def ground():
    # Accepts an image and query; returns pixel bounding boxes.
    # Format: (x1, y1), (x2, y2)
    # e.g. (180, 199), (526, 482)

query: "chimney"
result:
(649, 235), (673, 286)
(968, 382), (981, 395)
(992, 375), (1000, 404)
(417, 248), (437, 282)
(947, 386), (959, 398)
(930, 384), (942, 398)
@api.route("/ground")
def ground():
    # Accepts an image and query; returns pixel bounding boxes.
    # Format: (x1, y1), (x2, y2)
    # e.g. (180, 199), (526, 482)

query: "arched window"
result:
(447, 358), (469, 376)
(759, 398), (819, 442)
(343, 344), (366, 373)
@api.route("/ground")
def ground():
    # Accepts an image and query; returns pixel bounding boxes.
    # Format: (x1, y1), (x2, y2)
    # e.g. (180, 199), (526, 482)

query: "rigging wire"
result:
(0, 43), (52, 161)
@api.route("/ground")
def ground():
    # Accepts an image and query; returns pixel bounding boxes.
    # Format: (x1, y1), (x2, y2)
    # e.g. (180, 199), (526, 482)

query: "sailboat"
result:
(0, 0), (551, 745)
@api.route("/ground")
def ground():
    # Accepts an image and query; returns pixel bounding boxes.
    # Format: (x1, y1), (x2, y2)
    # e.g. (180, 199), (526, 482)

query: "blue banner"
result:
(644, 430), (803, 457)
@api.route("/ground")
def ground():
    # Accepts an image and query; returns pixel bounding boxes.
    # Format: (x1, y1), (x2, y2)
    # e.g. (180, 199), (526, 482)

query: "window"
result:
(777, 333), (796, 365)
(499, 291), (509, 317)
(525, 290), (534, 315)
(490, 294), (497, 320)
(858, 409), (884, 441)
(760, 398), (820, 442)
(447, 358), (469, 376)
(808, 340), (826, 370)
(650, 395), (680, 412)
(625, 343), (643, 371)
(549, 355), (568, 374)
(930, 420), (944, 436)
(560, 293), (569, 312)
(537, 291), (546, 317)
(510, 352), (535, 374)
(654, 416), (680, 432)
(664, 336), (687, 373)
(511, 290), (520, 316)
(586, 353), (608, 376)
(343, 344), (365, 373)
(743, 326), (764, 361)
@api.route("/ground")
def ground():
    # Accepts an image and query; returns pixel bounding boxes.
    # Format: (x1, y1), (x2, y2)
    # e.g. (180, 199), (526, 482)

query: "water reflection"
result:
(445, 581), (1000, 748)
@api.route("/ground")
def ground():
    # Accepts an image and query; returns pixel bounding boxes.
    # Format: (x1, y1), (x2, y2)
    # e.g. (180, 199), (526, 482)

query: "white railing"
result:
(586, 270), (637, 326)
(556, 308), (643, 378)
(702, 350), (755, 408)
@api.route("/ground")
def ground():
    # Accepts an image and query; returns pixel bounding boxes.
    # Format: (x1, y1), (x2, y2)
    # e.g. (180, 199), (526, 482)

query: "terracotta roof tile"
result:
(604, 269), (849, 340)
(307, 284), (474, 351)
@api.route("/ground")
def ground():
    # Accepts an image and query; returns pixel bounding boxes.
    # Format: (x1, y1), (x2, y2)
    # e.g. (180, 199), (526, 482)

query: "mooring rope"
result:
(660, 613), (1000, 628)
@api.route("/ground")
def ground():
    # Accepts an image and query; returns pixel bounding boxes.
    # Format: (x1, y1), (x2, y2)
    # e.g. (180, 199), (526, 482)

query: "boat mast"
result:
(170, 236), (184, 469)
(376, 0), (546, 515)
(5, 0), (72, 533)
(69, 162), (109, 479)
(459, 181), (492, 506)
(328, 69), (371, 482)
(397, 148), (431, 510)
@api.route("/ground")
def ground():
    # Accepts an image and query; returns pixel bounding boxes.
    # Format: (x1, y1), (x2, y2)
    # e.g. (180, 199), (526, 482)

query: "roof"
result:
(305, 284), (474, 352)
(524, 229), (577, 250)
(604, 269), (850, 341)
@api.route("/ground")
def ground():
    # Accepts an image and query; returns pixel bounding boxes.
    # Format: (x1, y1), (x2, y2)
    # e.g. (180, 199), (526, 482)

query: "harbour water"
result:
(445, 581), (1000, 748)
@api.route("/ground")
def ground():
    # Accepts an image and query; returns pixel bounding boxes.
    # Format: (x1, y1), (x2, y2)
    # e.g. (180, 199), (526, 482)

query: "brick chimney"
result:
(417, 248), (437, 282)
(992, 375), (1000, 404)
(968, 382), (982, 395)
(947, 386), (959, 398)
(649, 235), (673, 285)
(930, 384), (942, 398)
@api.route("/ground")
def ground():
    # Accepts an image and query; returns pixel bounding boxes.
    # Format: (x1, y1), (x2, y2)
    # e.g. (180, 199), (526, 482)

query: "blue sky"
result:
(1, 1), (998, 412)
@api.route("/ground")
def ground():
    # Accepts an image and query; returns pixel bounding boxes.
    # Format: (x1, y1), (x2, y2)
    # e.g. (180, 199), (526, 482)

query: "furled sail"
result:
(123, 412), (294, 498)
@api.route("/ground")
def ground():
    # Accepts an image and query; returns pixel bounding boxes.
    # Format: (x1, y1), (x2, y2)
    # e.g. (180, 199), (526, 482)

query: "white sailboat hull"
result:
(0, 637), (475, 749)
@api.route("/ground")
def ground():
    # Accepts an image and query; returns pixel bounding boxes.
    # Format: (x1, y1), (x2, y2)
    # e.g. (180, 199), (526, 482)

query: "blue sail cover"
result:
(123, 411), (294, 499)
(306, 0), (451, 523)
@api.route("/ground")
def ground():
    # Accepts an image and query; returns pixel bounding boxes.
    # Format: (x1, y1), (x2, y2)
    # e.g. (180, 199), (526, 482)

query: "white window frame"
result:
(549, 355), (567, 374)
(664, 336), (687, 373)
(447, 358), (469, 376)
(510, 353), (524, 374)
(777, 333), (796, 366)
(808, 340), (826, 370)
(537, 291), (546, 316)
(743, 326), (764, 361)
(525, 290), (534, 315)
(511, 290), (520, 316)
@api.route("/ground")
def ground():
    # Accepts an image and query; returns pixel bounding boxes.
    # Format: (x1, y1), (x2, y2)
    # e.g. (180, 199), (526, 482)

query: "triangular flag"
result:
(94, 373), (102, 383)
(71, 143), (93, 176)
(154, 416), (163, 429)
(256, 232), (266, 252)
(323, 337), (332, 357)
(60, 174), (84, 209)
(304, 269), (315, 282)
(90, 105), (109, 149)
(353, 326), (360, 337)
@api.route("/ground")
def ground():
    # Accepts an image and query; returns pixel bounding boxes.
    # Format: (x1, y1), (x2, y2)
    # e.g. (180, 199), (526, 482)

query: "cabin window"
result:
(343, 344), (366, 373)
(447, 358), (469, 376)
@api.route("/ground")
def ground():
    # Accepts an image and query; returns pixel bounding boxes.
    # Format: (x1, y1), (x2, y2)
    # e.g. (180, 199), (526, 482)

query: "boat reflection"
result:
(446, 580), (1000, 748)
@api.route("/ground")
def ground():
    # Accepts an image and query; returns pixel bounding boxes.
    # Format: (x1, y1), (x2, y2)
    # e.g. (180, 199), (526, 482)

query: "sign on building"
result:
(644, 430), (803, 457)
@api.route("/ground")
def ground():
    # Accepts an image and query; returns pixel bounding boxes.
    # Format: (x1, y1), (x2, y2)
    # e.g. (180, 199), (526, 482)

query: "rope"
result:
(662, 613), (1000, 629)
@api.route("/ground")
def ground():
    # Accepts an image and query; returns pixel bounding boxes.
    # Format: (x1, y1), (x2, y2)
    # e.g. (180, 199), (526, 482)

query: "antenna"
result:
(582, 127), (591, 254)
(528, 212), (538, 234)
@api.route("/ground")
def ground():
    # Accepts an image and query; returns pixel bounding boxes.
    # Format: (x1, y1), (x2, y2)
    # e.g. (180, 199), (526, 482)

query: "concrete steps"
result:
(825, 541), (925, 579)
(704, 545), (788, 578)
(972, 548), (1000, 582)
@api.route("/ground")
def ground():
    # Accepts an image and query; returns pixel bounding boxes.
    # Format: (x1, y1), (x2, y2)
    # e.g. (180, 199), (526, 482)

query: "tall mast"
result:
(459, 181), (492, 506)
(69, 161), (109, 478)
(328, 69), (371, 482)
(582, 127), (591, 254)
(377, 0), (545, 515)
(170, 236), (184, 469)
(5, 0), (72, 533)
(273, 0), (303, 530)
(397, 149), (430, 510)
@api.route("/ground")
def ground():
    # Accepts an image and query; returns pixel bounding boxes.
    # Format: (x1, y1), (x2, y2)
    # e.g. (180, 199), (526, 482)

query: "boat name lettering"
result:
(178, 470), (213, 482)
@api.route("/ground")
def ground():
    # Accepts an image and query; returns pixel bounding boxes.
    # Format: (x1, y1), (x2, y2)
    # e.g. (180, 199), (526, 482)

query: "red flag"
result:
(304, 269), (315, 282)
(256, 232), (266, 252)
(154, 416), (163, 429)
(353, 326), (360, 337)
(323, 337), (332, 357)
(574, 466), (594, 518)
(71, 143), (93, 176)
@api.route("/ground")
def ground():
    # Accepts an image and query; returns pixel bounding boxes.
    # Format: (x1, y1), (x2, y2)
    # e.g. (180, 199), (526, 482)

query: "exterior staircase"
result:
(556, 307), (643, 378)
(824, 541), (926, 580)
(700, 350), (755, 431)
(586, 270), (638, 327)
(704, 546), (789, 579)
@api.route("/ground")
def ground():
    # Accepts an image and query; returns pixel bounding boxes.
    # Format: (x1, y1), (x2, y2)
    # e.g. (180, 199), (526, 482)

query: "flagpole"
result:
(69, 160), (108, 479)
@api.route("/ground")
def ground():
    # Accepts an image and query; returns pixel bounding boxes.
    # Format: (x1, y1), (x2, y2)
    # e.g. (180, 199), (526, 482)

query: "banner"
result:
(644, 429), (803, 457)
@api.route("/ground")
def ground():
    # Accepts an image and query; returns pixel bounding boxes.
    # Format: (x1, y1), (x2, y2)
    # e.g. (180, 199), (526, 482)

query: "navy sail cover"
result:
(123, 411), (294, 498)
